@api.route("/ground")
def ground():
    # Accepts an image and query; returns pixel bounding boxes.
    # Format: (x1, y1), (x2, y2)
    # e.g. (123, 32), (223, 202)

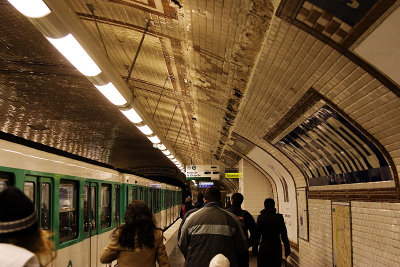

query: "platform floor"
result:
(163, 219), (257, 267)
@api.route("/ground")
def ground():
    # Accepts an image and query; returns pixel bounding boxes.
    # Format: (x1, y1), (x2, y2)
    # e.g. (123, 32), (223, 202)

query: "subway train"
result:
(0, 139), (182, 267)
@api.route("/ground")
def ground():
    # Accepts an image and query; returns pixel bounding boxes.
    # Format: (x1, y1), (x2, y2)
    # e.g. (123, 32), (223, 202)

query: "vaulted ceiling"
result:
(1, 0), (399, 190)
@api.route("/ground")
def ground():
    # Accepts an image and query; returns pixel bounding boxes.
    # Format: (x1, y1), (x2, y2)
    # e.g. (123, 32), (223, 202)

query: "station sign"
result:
(186, 165), (220, 180)
(199, 181), (214, 188)
(150, 183), (162, 188)
(225, 173), (241, 178)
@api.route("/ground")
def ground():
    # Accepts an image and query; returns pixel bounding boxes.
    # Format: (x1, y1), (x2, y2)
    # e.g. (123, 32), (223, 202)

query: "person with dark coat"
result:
(256, 198), (290, 267)
(194, 192), (204, 209)
(180, 197), (194, 218)
(178, 186), (247, 267)
(227, 193), (259, 267)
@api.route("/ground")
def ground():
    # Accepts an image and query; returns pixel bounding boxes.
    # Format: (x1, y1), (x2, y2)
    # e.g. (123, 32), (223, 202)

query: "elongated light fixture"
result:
(172, 159), (178, 163)
(137, 125), (153, 135)
(46, 34), (101, 77)
(121, 108), (143, 124)
(167, 154), (174, 159)
(162, 150), (171, 156)
(8, 0), (51, 18)
(158, 144), (166, 150)
(147, 135), (161, 144)
(94, 82), (127, 105)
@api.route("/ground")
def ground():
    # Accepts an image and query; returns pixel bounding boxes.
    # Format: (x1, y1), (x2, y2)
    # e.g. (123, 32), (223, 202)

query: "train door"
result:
(83, 182), (98, 267)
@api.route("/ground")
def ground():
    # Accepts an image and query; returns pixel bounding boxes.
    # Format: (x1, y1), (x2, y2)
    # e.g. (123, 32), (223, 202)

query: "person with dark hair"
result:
(0, 187), (56, 266)
(100, 200), (170, 267)
(180, 196), (194, 218)
(194, 192), (204, 209)
(178, 186), (247, 267)
(227, 193), (259, 267)
(256, 198), (290, 267)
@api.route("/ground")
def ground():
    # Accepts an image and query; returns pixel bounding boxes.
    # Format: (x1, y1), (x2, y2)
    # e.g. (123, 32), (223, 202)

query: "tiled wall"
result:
(352, 201), (400, 267)
(298, 199), (333, 267)
(297, 200), (400, 266)
(239, 159), (273, 216)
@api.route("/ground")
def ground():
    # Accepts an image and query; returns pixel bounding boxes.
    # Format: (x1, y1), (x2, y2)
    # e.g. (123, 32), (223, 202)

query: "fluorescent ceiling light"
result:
(94, 82), (127, 106)
(158, 144), (166, 150)
(148, 136), (161, 144)
(121, 108), (142, 123)
(172, 159), (178, 163)
(8, 0), (51, 18)
(162, 150), (171, 156)
(167, 155), (174, 159)
(137, 125), (153, 135)
(46, 34), (101, 77)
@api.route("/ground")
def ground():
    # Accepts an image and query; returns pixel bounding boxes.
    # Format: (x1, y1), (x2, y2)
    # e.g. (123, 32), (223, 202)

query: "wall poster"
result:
(297, 188), (308, 241)
(332, 202), (352, 267)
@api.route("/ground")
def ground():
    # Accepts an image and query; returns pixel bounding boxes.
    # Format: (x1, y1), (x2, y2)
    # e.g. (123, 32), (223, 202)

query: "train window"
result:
(83, 186), (89, 233)
(129, 187), (136, 203)
(24, 182), (35, 203)
(113, 186), (120, 224)
(59, 181), (78, 243)
(101, 184), (111, 229)
(0, 171), (14, 192)
(90, 185), (97, 231)
(40, 183), (51, 230)
(139, 187), (144, 200)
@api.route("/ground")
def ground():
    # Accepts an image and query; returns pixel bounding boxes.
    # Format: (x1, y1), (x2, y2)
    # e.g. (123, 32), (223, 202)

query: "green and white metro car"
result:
(0, 139), (182, 267)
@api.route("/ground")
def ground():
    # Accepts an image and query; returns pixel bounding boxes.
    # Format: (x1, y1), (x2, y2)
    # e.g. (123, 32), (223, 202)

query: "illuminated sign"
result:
(199, 181), (214, 188)
(186, 165), (220, 180)
(225, 173), (241, 178)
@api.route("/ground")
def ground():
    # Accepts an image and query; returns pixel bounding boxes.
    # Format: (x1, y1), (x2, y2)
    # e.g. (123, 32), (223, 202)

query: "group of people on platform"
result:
(0, 186), (289, 267)
(178, 187), (290, 267)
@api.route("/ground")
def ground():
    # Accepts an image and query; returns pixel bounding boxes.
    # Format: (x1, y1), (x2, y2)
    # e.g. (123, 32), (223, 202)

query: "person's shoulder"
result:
(0, 244), (40, 267)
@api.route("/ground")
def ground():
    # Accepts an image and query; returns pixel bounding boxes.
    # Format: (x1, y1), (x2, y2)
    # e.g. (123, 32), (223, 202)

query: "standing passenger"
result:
(194, 192), (204, 209)
(0, 187), (56, 266)
(180, 197), (194, 218)
(227, 192), (259, 267)
(178, 186), (247, 267)
(100, 200), (170, 267)
(256, 198), (290, 267)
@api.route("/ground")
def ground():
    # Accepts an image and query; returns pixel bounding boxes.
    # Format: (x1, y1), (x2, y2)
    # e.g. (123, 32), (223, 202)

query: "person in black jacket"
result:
(194, 192), (204, 209)
(180, 197), (194, 218)
(227, 193), (259, 267)
(256, 198), (290, 267)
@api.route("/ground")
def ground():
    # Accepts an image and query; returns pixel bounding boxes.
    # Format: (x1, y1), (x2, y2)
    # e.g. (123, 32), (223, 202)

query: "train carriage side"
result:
(0, 139), (181, 266)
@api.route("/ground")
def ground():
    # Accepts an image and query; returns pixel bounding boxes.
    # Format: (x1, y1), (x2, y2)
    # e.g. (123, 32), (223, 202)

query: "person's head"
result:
(119, 200), (156, 249)
(231, 193), (243, 207)
(185, 197), (192, 204)
(209, 253), (230, 267)
(197, 192), (204, 202)
(0, 187), (56, 265)
(204, 186), (221, 203)
(264, 198), (275, 209)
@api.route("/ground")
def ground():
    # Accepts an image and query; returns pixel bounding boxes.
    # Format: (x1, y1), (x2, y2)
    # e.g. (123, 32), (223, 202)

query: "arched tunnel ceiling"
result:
(1, 0), (400, 190)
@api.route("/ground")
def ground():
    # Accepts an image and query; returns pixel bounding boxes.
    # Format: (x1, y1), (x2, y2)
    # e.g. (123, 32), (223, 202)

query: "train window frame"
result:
(100, 184), (111, 230)
(58, 180), (79, 244)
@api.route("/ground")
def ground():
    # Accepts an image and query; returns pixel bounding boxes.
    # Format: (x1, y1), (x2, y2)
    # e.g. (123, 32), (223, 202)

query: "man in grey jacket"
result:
(178, 186), (247, 267)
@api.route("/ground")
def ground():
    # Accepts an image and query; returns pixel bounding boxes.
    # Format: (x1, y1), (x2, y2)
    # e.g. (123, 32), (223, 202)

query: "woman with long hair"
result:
(100, 200), (170, 267)
(0, 187), (56, 267)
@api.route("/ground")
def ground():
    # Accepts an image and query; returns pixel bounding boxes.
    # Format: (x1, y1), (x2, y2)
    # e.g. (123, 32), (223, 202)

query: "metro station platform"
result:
(163, 219), (258, 267)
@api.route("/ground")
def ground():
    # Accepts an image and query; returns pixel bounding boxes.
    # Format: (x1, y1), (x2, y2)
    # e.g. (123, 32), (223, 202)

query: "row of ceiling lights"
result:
(8, 0), (185, 173)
